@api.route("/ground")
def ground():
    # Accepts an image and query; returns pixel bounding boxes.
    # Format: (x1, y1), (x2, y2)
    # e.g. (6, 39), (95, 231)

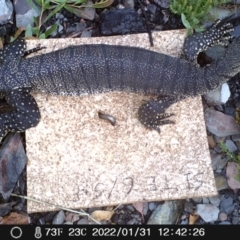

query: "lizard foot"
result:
(0, 89), (41, 141)
(0, 39), (45, 65)
(0, 39), (26, 63)
(183, 19), (234, 62)
(138, 96), (176, 133)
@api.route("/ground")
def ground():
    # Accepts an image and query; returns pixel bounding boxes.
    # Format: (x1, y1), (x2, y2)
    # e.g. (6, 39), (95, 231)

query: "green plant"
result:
(170, 0), (231, 35)
(219, 141), (240, 181)
(24, 0), (113, 39)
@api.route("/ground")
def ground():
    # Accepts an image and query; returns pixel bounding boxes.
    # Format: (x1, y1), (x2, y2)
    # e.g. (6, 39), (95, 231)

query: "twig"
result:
(137, 0), (154, 46)
(11, 193), (101, 224)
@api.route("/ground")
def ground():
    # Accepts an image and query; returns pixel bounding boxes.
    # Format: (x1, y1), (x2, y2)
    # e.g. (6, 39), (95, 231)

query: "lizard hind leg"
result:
(138, 96), (176, 133)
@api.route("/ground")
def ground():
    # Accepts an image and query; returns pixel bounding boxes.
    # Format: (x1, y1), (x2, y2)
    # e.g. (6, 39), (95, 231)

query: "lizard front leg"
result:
(0, 90), (41, 139)
(182, 20), (233, 62)
(0, 38), (44, 64)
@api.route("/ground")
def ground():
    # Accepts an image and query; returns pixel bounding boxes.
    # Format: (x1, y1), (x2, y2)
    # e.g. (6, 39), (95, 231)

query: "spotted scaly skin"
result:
(182, 20), (233, 62)
(0, 22), (237, 137)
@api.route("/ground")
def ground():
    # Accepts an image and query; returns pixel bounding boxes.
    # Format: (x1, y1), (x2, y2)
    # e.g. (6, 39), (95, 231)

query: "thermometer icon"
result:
(34, 227), (42, 239)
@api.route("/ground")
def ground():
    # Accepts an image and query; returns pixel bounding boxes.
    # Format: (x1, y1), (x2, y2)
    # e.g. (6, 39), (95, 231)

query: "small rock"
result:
(155, 0), (170, 8)
(131, 213), (141, 222)
(44, 211), (57, 222)
(148, 202), (156, 211)
(111, 214), (119, 223)
(55, 13), (64, 19)
(81, 29), (92, 38)
(181, 214), (187, 220)
(234, 141), (240, 150)
(77, 218), (90, 225)
(66, 22), (87, 34)
(52, 210), (65, 225)
(202, 197), (209, 204)
(209, 196), (220, 206)
(184, 201), (194, 213)
(64, 221), (73, 225)
(58, 23), (63, 34)
(204, 108), (240, 137)
(231, 134), (240, 142)
(211, 152), (228, 171)
(16, 9), (39, 28)
(225, 140), (238, 152)
(76, 1), (95, 20)
(180, 219), (188, 224)
(220, 197), (235, 214)
(91, 210), (114, 221)
(221, 83), (231, 103)
(65, 213), (73, 222)
(14, 0), (40, 27)
(127, 218), (136, 225)
(147, 4), (157, 15)
(147, 200), (184, 224)
(204, 87), (222, 106)
(196, 204), (220, 222)
(204, 83), (230, 106)
(214, 173), (229, 191)
(224, 106), (236, 117)
(232, 216), (240, 224)
(0, 203), (13, 217)
(226, 162), (240, 190)
(211, 6), (235, 23)
(231, 209), (238, 217)
(218, 212), (228, 221)
(126, 205), (135, 212)
(39, 218), (45, 225)
(192, 198), (202, 204)
(123, 0), (134, 8)
(214, 144), (224, 154)
(143, 202), (148, 216)
(72, 214), (80, 223)
(0, 0), (13, 24)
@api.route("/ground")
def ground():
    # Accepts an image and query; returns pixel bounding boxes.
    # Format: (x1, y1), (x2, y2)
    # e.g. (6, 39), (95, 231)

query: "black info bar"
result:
(1, 225), (234, 239)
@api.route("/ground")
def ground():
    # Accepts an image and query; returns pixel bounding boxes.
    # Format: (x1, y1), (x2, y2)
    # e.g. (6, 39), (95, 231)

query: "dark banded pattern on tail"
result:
(1, 44), (228, 98)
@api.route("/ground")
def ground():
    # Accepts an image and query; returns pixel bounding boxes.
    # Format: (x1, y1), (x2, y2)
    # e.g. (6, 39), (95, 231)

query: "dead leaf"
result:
(189, 214), (199, 225)
(132, 202), (144, 221)
(0, 212), (29, 225)
(226, 162), (240, 189)
(13, 27), (26, 40)
(0, 133), (27, 200)
(91, 210), (114, 221)
(207, 135), (216, 148)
